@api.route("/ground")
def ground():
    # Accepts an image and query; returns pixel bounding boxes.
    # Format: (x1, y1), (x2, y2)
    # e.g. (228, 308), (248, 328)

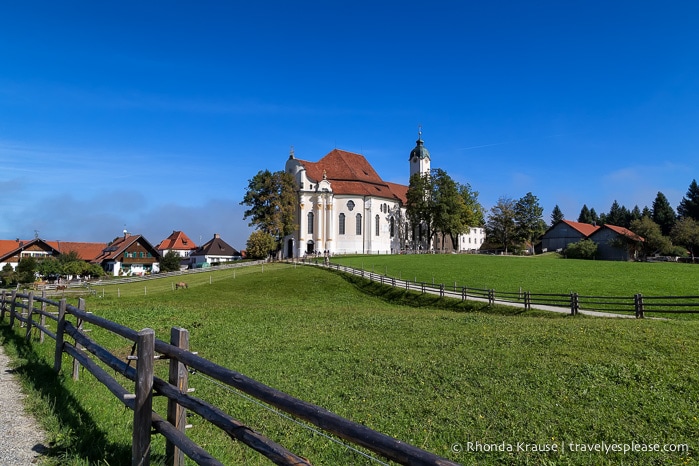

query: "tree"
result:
(17, 257), (37, 284)
(671, 217), (699, 259)
(160, 251), (182, 272)
(246, 230), (277, 259)
(564, 239), (597, 260)
(486, 197), (517, 253)
(514, 192), (546, 254)
(606, 200), (627, 226)
(406, 172), (436, 250)
(241, 170), (297, 252)
(677, 179), (699, 221)
(578, 204), (593, 224)
(651, 192), (676, 236)
(550, 205), (564, 225)
(458, 182), (485, 228)
(431, 169), (467, 250)
(629, 217), (672, 258)
(0, 263), (17, 287)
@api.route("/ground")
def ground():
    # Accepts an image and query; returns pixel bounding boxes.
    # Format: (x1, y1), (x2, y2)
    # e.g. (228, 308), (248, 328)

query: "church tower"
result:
(409, 127), (431, 179)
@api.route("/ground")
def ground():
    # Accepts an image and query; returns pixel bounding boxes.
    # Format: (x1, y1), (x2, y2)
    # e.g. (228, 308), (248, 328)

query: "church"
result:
(282, 132), (485, 258)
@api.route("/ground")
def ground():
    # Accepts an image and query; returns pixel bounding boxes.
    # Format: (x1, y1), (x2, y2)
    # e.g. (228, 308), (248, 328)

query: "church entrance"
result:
(287, 238), (294, 258)
(306, 240), (315, 255)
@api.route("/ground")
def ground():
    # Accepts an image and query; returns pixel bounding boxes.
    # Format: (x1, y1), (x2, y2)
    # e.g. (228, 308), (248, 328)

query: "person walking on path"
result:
(0, 344), (47, 464)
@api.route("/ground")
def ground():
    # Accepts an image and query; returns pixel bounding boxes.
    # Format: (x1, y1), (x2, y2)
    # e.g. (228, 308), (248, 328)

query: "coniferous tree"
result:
(589, 207), (600, 225)
(578, 204), (593, 223)
(651, 191), (677, 236)
(606, 200), (626, 226)
(641, 206), (652, 218)
(677, 179), (699, 221)
(550, 205), (564, 225)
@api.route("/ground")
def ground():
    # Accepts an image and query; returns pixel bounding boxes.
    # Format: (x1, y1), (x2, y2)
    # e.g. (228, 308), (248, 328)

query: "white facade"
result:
(283, 134), (484, 258)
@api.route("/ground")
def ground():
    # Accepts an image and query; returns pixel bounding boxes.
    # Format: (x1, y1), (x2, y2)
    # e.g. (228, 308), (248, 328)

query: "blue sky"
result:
(2, 2), (698, 249)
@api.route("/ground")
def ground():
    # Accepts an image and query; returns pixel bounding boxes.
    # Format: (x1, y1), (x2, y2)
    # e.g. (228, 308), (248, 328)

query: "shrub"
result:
(565, 239), (598, 259)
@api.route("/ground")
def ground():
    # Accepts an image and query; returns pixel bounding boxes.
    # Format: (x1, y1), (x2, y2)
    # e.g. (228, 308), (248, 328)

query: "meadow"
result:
(1, 259), (698, 465)
(331, 252), (699, 297)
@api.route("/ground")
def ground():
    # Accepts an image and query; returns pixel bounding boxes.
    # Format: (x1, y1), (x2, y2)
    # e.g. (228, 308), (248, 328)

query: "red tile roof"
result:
(603, 224), (645, 242)
(46, 241), (107, 261)
(297, 149), (408, 203)
(560, 220), (601, 237)
(156, 231), (197, 251)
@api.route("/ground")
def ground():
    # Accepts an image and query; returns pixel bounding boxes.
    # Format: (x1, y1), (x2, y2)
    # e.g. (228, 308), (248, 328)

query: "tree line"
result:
(1, 251), (106, 287)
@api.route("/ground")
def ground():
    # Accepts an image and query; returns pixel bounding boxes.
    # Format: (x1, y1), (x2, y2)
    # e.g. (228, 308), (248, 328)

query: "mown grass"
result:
(1, 262), (698, 465)
(331, 253), (699, 296)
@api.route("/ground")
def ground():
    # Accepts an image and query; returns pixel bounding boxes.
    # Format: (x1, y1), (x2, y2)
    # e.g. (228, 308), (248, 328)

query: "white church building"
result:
(283, 133), (485, 258)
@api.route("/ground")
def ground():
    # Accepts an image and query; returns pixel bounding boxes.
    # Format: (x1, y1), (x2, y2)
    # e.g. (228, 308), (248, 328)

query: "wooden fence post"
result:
(54, 299), (67, 372)
(439, 284), (444, 297)
(488, 289), (495, 305)
(524, 291), (531, 311)
(570, 293), (579, 315)
(1, 290), (6, 321)
(9, 290), (17, 328)
(166, 327), (190, 466)
(73, 298), (86, 381)
(635, 293), (644, 319)
(24, 291), (35, 341)
(133, 328), (155, 466)
(40, 291), (47, 343)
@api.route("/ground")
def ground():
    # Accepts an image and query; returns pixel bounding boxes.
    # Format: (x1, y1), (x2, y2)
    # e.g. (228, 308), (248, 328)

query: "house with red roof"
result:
(540, 220), (601, 253)
(0, 238), (106, 272)
(283, 132), (485, 257)
(156, 231), (197, 258)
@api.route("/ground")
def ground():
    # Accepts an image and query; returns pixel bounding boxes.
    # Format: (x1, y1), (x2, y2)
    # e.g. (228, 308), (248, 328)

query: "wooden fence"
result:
(322, 262), (699, 318)
(0, 289), (460, 466)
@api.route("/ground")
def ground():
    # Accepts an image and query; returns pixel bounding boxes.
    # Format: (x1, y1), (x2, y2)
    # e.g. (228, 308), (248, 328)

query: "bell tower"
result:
(409, 126), (431, 179)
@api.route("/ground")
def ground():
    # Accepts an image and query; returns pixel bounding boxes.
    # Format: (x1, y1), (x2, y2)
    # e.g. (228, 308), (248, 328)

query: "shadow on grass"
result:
(0, 323), (136, 465)
(335, 270), (570, 318)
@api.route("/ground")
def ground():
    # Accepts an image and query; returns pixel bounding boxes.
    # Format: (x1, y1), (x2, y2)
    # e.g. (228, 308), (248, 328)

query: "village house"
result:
(189, 233), (241, 268)
(540, 219), (644, 261)
(93, 232), (161, 276)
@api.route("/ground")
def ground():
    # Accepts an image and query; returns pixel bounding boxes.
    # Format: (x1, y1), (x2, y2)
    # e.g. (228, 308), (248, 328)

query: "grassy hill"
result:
(2, 261), (698, 465)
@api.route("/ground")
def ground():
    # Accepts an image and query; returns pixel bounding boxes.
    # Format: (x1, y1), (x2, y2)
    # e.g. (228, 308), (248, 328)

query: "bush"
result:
(565, 239), (598, 259)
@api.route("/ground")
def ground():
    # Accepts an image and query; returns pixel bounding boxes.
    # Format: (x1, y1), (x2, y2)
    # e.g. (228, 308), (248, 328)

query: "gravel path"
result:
(0, 344), (48, 465)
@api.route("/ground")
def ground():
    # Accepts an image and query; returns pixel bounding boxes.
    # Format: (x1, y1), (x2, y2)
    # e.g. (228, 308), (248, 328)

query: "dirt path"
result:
(0, 344), (48, 465)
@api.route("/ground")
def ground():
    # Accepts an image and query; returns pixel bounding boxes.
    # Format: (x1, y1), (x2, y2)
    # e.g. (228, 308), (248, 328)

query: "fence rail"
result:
(321, 261), (699, 317)
(0, 289), (458, 466)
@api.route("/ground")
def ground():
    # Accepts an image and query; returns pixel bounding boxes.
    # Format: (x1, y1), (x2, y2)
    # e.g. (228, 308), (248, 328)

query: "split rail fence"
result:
(323, 262), (699, 318)
(0, 289), (459, 466)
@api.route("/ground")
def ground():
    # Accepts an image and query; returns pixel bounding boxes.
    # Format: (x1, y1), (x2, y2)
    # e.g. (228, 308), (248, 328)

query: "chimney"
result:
(214, 233), (221, 239)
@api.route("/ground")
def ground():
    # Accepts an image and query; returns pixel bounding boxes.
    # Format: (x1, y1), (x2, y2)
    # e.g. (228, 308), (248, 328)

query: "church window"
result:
(347, 200), (355, 211)
(356, 214), (362, 235)
(339, 213), (346, 235)
(390, 217), (395, 237)
(375, 215), (380, 236)
(307, 212), (314, 235)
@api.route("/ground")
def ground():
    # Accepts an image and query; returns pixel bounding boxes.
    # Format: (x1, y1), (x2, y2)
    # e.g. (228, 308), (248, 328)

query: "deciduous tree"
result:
(514, 192), (546, 254)
(487, 197), (517, 253)
(241, 170), (297, 251)
(246, 230), (277, 259)
(671, 217), (699, 259)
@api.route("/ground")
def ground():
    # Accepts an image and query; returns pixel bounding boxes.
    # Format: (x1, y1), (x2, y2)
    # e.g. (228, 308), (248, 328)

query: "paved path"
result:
(0, 344), (47, 465)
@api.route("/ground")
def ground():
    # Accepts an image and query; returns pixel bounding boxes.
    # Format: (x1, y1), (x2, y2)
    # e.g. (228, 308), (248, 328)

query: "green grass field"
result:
(1, 260), (698, 465)
(332, 252), (699, 296)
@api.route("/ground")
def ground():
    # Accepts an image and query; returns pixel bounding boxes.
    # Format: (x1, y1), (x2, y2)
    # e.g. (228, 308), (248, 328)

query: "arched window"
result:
(390, 217), (395, 237)
(356, 213), (362, 235)
(375, 215), (380, 236)
(307, 212), (314, 235)
(339, 213), (346, 235)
